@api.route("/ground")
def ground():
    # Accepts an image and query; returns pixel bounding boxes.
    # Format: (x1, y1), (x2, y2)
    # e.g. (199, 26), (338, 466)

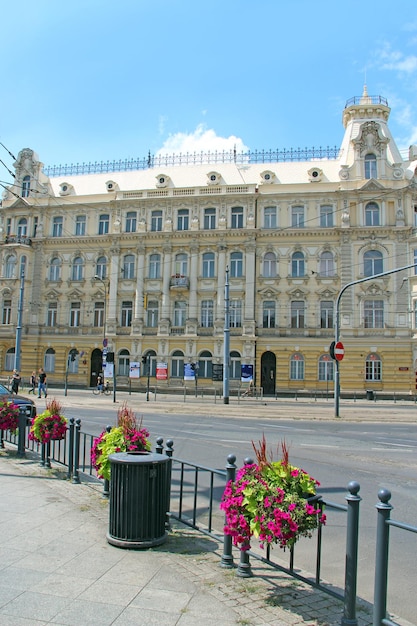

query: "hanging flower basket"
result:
(0, 401), (20, 434)
(220, 437), (326, 551)
(29, 399), (67, 443)
(91, 403), (151, 480)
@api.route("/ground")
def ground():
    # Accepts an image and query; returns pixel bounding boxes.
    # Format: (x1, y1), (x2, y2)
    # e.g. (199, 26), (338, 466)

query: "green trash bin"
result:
(366, 389), (374, 401)
(107, 451), (171, 549)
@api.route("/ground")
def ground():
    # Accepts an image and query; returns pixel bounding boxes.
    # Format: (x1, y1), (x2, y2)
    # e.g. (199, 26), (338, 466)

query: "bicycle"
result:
(92, 383), (111, 395)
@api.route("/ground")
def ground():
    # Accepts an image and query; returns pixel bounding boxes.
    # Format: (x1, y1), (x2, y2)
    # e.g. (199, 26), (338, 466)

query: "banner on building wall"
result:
(184, 363), (195, 381)
(156, 362), (168, 380)
(129, 362), (140, 378)
(241, 364), (253, 383)
(212, 363), (223, 381)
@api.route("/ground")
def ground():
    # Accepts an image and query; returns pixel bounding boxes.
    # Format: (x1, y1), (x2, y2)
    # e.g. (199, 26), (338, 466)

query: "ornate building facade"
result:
(1, 87), (417, 395)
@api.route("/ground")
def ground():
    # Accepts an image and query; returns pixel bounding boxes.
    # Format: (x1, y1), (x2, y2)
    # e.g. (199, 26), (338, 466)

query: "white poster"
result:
(129, 362), (140, 378)
(103, 362), (113, 379)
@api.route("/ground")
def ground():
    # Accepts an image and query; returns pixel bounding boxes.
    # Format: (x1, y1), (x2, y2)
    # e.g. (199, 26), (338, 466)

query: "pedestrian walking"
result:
(28, 370), (37, 394)
(11, 370), (21, 394)
(38, 368), (47, 398)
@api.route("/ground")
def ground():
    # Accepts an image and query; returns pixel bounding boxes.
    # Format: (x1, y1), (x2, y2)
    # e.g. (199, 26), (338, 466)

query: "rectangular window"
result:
(320, 205), (333, 228)
(149, 254), (161, 279)
(94, 302), (104, 327)
(151, 210), (163, 232)
(98, 214), (109, 235)
(230, 300), (242, 327)
(230, 253), (243, 278)
(365, 357), (382, 381)
(75, 215), (86, 236)
(202, 254), (215, 278)
(290, 357), (304, 380)
(231, 207), (243, 229)
(318, 358), (334, 381)
(291, 301), (305, 328)
(174, 301), (186, 327)
(121, 301), (133, 327)
(204, 208), (216, 230)
(47, 302), (57, 327)
(291, 206), (304, 228)
(264, 206), (277, 229)
(52, 216), (63, 237)
(364, 300), (384, 328)
(70, 302), (81, 327)
(147, 300), (159, 327)
(177, 209), (189, 231)
(2, 300), (11, 324)
(320, 301), (334, 329)
(201, 300), (214, 327)
(125, 211), (137, 233)
(263, 301), (275, 328)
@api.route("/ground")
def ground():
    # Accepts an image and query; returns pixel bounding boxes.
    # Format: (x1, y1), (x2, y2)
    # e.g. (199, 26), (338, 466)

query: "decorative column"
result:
(161, 244), (172, 321)
(188, 243), (198, 321)
(107, 245), (120, 334)
(134, 244), (145, 322)
(244, 240), (256, 322)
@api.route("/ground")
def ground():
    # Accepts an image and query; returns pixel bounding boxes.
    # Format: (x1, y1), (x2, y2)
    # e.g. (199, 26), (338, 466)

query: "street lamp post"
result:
(334, 262), (416, 417)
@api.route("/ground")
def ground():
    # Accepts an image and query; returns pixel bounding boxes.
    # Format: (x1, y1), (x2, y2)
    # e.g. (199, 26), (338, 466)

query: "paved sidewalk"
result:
(1, 445), (414, 626)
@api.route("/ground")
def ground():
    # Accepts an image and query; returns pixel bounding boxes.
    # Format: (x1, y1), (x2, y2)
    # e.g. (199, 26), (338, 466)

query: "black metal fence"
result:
(1, 416), (415, 626)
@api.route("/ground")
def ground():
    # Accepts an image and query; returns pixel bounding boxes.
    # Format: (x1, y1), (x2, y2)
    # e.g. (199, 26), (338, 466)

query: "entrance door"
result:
(261, 351), (276, 396)
(90, 348), (103, 387)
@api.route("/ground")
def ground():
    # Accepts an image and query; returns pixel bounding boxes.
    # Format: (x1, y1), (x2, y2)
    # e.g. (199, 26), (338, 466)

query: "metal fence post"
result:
(16, 407), (27, 458)
(72, 418), (81, 484)
(164, 439), (174, 530)
(103, 425), (111, 497)
(44, 441), (51, 468)
(67, 418), (75, 479)
(221, 453), (236, 569)
(236, 457), (254, 577)
(341, 481), (361, 626)
(373, 488), (393, 626)
(155, 436), (164, 454)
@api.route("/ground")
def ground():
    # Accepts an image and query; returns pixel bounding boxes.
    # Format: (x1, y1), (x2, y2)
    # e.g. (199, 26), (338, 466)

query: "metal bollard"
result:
(102, 425), (111, 497)
(72, 418), (81, 484)
(373, 488), (393, 626)
(164, 439), (174, 530)
(236, 457), (254, 577)
(67, 418), (75, 479)
(341, 481), (361, 626)
(221, 453), (236, 569)
(44, 441), (51, 468)
(155, 436), (164, 454)
(16, 408), (27, 458)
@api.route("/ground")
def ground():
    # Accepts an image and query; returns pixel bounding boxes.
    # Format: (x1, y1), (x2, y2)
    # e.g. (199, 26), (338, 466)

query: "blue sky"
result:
(1, 0), (417, 172)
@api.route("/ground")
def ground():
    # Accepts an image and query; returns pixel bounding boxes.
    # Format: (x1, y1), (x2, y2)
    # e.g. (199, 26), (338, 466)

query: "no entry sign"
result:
(334, 341), (345, 361)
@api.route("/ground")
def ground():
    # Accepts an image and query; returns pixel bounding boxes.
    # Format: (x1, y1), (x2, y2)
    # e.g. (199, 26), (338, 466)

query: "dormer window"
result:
(59, 182), (74, 196)
(260, 170), (276, 184)
(207, 171), (221, 185)
(308, 167), (323, 182)
(365, 153), (377, 179)
(156, 174), (170, 188)
(105, 180), (119, 192)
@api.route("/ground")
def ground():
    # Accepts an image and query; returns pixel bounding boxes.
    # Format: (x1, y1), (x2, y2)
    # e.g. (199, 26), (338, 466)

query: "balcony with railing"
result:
(4, 235), (32, 246)
(170, 275), (190, 289)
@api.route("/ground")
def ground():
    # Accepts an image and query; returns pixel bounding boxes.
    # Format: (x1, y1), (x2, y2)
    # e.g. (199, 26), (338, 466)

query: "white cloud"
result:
(377, 43), (417, 74)
(156, 124), (249, 156)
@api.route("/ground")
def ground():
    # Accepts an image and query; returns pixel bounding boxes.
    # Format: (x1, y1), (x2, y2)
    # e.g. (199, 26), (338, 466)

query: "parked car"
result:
(0, 383), (36, 418)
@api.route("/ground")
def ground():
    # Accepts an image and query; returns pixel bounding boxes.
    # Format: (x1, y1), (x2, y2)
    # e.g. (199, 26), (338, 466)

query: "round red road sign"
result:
(334, 341), (345, 361)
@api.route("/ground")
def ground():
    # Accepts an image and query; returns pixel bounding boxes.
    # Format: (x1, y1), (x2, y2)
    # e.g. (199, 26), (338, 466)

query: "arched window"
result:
(171, 350), (184, 378)
(72, 256), (84, 281)
(365, 154), (377, 179)
(118, 349), (130, 376)
(319, 251), (335, 276)
(198, 350), (212, 378)
(5, 347), (15, 370)
(290, 353), (304, 380)
(22, 175), (30, 198)
(49, 257), (61, 281)
(263, 252), (277, 277)
(174, 253), (188, 276)
(291, 251), (305, 277)
(318, 354), (334, 381)
(17, 218), (27, 237)
(202, 252), (215, 278)
(365, 202), (380, 226)
(230, 350), (241, 379)
(96, 256), (107, 279)
(364, 250), (383, 276)
(149, 254), (161, 279)
(5, 254), (16, 278)
(123, 254), (135, 279)
(143, 350), (157, 376)
(45, 348), (56, 373)
(365, 353), (382, 381)
(230, 252), (243, 277)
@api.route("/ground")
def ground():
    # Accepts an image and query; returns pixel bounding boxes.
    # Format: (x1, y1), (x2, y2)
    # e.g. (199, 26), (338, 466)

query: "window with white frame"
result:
(230, 251), (243, 278)
(52, 216), (63, 237)
(118, 349), (130, 376)
(98, 214), (109, 235)
(149, 254), (161, 279)
(171, 350), (184, 378)
(364, 300), (384, 328)
(202, 252), (215, 278)
(75, 215), (86, 236)
(5, 254), (16, 278)
(95, 256), (107, 279)
(2, 299), (11, 324)
(263, 301), (276, 328)
(125, 211), (137, 233)
(319, 251), (335, 276)
(291, 301), (305, 328)
(94, 302), (104, 327)
(230, 300), (242, 327)
(364, 250), (383, 276)
(264, 206), (277, 229)
(204, 208), (216, 230)
(5, 348), (15, 370)
(291, 251), (305, 277)
(174, 301), (186, 327)
(198, 350), (213, 378)
(290, 353), (304, 380)
(45, 348), (56, 373)
(151, 210), (163, 232)
(201, 300), (214, 327)
(320, 301), (333, 329)
(365, 353), (381, 381)
(121, 301), (132, 326)
(47, 302), (58, 327)
(147, 300), (159, 327)
(123, 254), (135, 279)
(320, 205), (333, 228)
(263, 251), (277, 277)
(48, 258), (61, 281)
(231, 206), (243, 229)
(22, 175), (30, 198)
(318, 355), (334, 381)
(72, 256), (84, 281)
(17, 218), (27, 237)
(230, 351), (241, 379)
(365, 202), (380, 226)
(365, 154), (377, 179)
(174, 253), (188, 276)
(70, 302), (81, 327)
(291, 205), (304, 228)
(177, 209), (189, 231)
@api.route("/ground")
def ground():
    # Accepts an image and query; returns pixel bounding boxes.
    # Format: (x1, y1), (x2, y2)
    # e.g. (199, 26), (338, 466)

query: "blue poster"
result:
(184, 363), (195, 381)
(241, 364), (253, 382)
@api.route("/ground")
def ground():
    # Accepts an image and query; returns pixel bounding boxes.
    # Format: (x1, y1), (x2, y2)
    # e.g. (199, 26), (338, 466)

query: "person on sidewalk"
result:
(38, 368), (47, 398)
(28, 370), (37, 394)
(11, 370), (21, 394)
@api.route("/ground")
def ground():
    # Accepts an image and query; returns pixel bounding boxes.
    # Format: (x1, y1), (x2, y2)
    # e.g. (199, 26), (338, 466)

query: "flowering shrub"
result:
(91, 403), (151, 480)
(0, 401), (20, 434)
(220, 438), (326, 551)
(29, 399), (67, 443)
